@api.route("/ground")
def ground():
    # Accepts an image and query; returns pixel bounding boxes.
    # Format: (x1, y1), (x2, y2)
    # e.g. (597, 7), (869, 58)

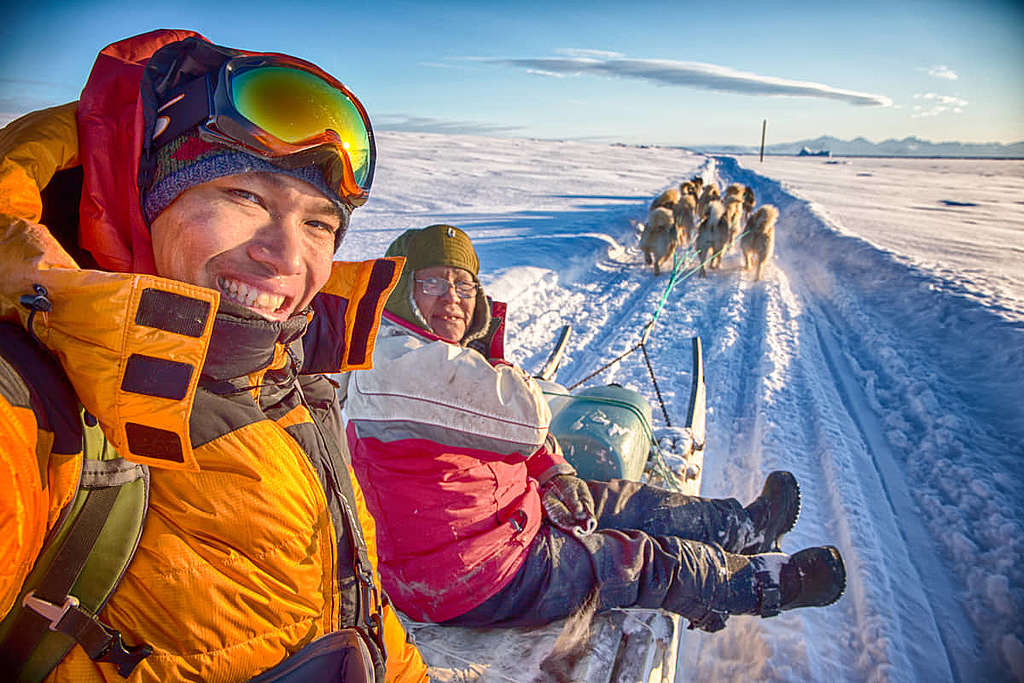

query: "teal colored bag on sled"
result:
(546, 384), (653, 482)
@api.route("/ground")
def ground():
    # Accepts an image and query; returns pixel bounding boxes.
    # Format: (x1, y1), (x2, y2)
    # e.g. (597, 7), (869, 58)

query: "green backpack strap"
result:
(0, 408), (152, 681)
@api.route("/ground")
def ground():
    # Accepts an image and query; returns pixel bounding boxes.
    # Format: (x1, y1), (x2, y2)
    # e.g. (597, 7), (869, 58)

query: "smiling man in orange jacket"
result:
(0, 30), (427, 682)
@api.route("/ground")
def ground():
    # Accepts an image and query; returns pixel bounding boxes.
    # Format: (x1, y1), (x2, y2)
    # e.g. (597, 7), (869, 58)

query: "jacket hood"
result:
(0, 48), (403, 471)
(77, 29), (207, 274)
(78, 30), (354, 273)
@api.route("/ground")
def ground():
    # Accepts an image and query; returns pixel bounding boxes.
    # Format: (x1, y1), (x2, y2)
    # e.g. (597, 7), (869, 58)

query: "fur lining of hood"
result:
(382, 227), (490, 345)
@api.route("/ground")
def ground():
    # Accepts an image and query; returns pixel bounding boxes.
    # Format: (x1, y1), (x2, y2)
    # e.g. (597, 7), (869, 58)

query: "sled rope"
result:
(559, 224), (749, 489)
(640, 343), (671, 427)
(565, 237), (716, 392)
(643, 227), (752, 340)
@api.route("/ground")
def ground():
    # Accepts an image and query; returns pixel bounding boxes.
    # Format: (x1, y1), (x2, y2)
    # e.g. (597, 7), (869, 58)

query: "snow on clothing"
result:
(344, 312), (564, 622)
(0, 31), (427, 682)
(447, 479), (757, 628)
(344, 309), (764, 627)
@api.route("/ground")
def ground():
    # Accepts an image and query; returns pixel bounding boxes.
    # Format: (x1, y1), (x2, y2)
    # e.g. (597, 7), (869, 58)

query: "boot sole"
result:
(787, 545), (846, 609)
(817, 545), (846, 607)
(773, 472), (801, 550)
(748, 471), (801, 554)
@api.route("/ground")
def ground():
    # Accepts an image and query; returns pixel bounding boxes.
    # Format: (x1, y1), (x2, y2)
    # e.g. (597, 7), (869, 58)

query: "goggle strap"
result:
(150, 75), (213, 151)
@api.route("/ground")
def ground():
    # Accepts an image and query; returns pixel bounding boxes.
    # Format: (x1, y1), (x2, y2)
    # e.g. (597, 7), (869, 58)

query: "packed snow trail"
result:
(507, 175), (963, 680)
(503, 159), (1005, 681)
(343, 132), (1022, 681)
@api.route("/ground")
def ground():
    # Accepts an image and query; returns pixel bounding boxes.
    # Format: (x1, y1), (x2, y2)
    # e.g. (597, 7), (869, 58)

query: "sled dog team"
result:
(640, 175), (778, 280)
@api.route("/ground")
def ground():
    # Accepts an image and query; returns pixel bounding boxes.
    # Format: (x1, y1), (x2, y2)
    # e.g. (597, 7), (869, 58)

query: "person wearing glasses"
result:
(341, 224), (847, 636)
(0, 31), (426, 681)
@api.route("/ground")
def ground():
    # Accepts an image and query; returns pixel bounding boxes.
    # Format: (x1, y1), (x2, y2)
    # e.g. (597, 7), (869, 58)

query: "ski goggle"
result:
(152, 53), (375, 207)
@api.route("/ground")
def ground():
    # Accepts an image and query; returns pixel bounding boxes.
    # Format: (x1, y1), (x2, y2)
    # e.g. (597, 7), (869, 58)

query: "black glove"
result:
(540, 474), (597, 536)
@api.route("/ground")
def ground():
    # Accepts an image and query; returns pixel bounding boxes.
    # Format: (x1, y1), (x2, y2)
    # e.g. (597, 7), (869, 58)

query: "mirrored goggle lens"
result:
(231, 66), (371, 188)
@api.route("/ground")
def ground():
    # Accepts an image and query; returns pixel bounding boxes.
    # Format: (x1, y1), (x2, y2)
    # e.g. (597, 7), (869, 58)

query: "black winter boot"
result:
(737, 471), (801, 555)
(683, 545), (845, 632)
(754, 545), (846, 617)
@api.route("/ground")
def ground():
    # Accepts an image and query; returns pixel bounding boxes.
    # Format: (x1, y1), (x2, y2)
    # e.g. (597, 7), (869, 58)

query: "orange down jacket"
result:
(0, 30), (427, 682)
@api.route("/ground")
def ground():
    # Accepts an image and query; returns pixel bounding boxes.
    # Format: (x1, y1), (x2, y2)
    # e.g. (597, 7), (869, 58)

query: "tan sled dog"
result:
(741, 204), (779, 280)
(723, 194), (745, 250)
(673, 192), (698, 247)
(650, 187), (681, 212)
(695, 200), (728, 277)
(743, 185), (756, 223)
(639, 206), (679, 275)
(724, 183), (745, 201)
(696, 183), (721, 221)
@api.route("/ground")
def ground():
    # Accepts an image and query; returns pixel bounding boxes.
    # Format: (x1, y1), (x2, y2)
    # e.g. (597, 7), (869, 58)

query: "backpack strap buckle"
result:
(90, 626), (154, 678)
(22, 592), (80, 630)
(21, 591), (153, 677)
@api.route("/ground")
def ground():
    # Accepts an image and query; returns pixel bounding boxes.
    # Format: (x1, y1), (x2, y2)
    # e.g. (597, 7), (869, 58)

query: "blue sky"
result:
(2, 0), (1021, 147)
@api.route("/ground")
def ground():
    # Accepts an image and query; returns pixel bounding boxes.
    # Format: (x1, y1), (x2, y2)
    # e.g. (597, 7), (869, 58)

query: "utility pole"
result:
(760, 119), (767, 163)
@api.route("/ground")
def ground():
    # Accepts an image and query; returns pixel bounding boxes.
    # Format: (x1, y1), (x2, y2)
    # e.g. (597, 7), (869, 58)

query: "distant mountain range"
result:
(688, 135), (1024, 158)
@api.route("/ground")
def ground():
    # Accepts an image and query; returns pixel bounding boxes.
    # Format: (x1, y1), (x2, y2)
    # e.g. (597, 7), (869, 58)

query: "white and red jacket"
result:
(343, 311), (569, 622)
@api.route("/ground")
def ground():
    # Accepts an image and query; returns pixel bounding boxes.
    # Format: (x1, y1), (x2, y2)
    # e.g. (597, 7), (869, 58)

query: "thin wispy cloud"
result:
(525, 69), (569, 78)
(555, 48), (625, 59)
(924, 65), (959, 80)
(479, 54), (893, 107)
(911, 93), (968, 118)
(375, 114), (523, 136)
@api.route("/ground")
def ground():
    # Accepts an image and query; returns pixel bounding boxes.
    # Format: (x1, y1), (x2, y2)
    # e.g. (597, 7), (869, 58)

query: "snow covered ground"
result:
(339, 132), (1024, 682)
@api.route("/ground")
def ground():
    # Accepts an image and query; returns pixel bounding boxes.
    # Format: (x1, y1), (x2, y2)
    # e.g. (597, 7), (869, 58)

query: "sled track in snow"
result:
(559, 253), (686, 391)
(512, 155), (1011, 680)
(710, 156), (995, 681)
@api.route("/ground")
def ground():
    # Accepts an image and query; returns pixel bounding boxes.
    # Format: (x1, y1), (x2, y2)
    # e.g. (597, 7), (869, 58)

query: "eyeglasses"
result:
(414, 277), (478, 299)
(151, 53), (375, 207)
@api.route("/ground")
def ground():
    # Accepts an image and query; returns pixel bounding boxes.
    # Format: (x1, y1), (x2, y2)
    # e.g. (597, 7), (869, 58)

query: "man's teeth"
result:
(217, 277), (285, 311)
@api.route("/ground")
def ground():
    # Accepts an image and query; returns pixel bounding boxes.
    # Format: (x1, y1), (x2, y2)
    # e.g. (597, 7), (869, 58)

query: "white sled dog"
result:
(741, 204), (779, 281)
(695, 200), (728, 277)
(639, 206), (679, 275)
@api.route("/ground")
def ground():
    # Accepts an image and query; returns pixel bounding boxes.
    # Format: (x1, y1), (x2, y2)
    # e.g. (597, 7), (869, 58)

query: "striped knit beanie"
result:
(142, 129), (350, 239)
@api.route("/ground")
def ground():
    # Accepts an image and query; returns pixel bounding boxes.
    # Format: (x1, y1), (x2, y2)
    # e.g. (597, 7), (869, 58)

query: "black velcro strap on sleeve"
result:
(124, 422), (184, 463)
(135, 288), (210, 338)
(120, 355), (193, 401)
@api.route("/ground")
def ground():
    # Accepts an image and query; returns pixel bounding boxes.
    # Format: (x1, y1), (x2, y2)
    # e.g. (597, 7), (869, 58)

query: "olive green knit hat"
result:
(404, 224), (479, 276)
(384, 224), (490, 344)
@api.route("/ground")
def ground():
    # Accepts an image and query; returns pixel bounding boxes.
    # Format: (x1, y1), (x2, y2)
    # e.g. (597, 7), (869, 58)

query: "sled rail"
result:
(405, 608), (681, 683)
(535, 324), (572, 381)
(685, 336), (706, 454)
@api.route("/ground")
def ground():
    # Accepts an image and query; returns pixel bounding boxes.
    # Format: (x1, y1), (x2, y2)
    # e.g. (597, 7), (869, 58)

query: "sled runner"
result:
(402, 334), (707, 681)
(535, 324), (572, 382)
